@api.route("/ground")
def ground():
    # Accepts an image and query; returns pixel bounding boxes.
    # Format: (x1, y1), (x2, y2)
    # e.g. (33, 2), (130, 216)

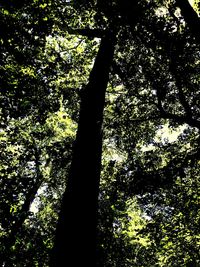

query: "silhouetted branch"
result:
(175, 0), (200, 41)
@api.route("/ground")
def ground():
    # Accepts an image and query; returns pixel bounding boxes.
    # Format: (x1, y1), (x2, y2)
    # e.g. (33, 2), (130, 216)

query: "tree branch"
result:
(67, 27), (105, 38)
(157, 105), (200, 129)
(175, 0), (200, 41)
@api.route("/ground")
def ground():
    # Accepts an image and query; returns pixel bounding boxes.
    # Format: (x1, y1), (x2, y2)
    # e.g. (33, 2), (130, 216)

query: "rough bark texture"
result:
(51, 30), (116, 267)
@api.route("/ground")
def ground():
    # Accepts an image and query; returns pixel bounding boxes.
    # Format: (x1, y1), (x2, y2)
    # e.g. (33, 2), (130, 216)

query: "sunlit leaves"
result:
(46, 109), (77, 141)
(0, 0), (199, 266)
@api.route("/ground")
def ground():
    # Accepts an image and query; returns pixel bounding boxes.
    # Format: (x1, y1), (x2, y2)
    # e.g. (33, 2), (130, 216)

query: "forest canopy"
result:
(0, 0), (199, 266)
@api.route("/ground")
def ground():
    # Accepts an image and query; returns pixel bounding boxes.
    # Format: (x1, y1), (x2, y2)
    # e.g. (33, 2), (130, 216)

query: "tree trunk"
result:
(51, 30), (116, 267)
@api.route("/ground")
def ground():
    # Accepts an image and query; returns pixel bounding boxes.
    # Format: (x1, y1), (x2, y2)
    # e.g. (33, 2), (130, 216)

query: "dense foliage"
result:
(0, 0), (199, 266)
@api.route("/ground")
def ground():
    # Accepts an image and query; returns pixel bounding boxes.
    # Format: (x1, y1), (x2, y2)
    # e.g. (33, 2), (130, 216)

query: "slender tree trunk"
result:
(51, 30), (116, 267)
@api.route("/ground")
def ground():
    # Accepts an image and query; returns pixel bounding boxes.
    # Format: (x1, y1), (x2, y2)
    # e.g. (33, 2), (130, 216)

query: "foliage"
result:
(0, 0), (199, 266)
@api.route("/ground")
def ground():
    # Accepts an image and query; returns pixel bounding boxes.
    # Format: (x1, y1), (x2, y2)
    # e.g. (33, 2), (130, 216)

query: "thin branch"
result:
(158, 107), (200, 129)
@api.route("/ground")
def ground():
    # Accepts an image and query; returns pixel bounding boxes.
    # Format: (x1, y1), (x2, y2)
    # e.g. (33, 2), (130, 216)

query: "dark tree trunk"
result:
(51, 30), (116, 267)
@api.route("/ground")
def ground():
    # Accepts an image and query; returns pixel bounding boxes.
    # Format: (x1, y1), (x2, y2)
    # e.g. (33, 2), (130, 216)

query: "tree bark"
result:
(50, 30), (116, 267)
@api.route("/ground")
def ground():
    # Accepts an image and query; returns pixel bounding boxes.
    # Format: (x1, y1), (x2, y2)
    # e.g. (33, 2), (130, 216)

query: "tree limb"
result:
(175, 0), (200, 41)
